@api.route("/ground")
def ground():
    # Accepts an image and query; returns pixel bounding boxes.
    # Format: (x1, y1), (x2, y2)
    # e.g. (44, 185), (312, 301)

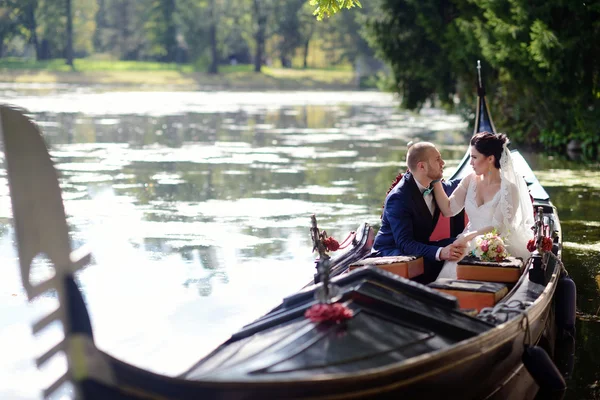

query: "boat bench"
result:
(430, 256), (525, 311)
(349, 255), (525, 312)
(349, 255), (424, 279)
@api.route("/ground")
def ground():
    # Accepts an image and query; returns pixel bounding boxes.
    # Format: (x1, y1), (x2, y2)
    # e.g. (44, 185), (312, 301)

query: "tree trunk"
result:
(118, 1), (131, 59)
(164, 0), (177, 62)
(253, 0), (266, 73)
(279, 37), (291, 68)
(208, 0), (218, 74)
(65, 0), (74, 68)
(302, 39), (310, 69)
(25, 0), (40, 60)
(302, 24), (314, 69)
(94, 0), (106, 51)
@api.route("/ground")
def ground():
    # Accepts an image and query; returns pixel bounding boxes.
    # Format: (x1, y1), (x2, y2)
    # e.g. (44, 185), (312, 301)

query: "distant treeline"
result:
(0, 0), (376, 74)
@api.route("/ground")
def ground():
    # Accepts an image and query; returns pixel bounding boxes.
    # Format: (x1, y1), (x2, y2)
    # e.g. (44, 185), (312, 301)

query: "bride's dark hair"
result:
(470, 131), (509, 168)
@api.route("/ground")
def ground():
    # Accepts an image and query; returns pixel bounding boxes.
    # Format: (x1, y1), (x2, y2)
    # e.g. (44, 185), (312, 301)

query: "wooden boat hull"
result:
(66, 239), (561, 400)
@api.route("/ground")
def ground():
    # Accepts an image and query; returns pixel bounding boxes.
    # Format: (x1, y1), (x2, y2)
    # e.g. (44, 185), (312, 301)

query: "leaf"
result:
(310, 0), (361, 20)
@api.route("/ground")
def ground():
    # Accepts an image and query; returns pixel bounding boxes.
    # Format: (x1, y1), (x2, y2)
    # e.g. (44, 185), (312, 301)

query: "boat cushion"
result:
(428, 279), (509, 311)
(457, 256), (524, 283)
(348, 255), (423, 279)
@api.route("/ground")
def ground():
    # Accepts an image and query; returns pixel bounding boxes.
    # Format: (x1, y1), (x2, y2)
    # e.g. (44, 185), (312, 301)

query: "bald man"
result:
(373, 142), (466, 284)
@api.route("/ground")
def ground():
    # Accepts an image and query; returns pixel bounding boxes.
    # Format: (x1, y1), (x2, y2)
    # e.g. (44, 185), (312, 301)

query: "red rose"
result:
(527, 237), (553, 253)
(542, 237), (553, 252)
(305, 303), (353, 323)
(322, 237), (340, 252)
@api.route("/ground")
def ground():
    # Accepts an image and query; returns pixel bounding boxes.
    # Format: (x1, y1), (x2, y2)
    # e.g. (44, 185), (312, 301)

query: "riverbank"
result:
(0, 59), (360, 91)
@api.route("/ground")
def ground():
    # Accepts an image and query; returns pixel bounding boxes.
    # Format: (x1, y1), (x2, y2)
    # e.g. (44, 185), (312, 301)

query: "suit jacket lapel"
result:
(432, 198), (441, 227)
(407, 173), (433, 223)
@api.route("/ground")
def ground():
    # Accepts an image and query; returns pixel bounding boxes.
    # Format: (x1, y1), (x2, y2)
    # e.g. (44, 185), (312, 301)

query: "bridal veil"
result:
(495, 143), (535, 259)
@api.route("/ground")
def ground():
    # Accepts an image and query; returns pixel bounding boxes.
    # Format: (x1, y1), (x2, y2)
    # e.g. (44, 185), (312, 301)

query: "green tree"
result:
(93, 0), (107, 51)
(178, 0), (221, 72)
(145, 0), (178, 62)
(37, 0), (67, 59)
(66, 0), (73, 66)
(298, 2), (317, 68)
(462, 1), (600, 153)
(0, 0), (41, 59)
(252, 0), (270, 72)
(365, 0), (461, 109)
(93, 0), (147, 60)
(0, 1), (24, 58)
(207, 0), (218, 72)
(72, 0), (98, 57)
(364, 0), (600, 155)
(273, 0), (305, 67)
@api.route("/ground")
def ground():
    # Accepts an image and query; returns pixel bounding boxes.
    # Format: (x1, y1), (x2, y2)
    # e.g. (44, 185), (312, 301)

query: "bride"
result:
(432, 131), (535, 280)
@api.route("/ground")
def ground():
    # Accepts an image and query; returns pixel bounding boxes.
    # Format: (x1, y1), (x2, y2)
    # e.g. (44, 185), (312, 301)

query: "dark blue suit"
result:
(373, 172), (460, 283)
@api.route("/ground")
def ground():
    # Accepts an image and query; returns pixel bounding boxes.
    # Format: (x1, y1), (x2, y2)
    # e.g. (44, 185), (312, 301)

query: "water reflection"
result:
(0, 90), (598, 399)
(532, 161), (600, 400)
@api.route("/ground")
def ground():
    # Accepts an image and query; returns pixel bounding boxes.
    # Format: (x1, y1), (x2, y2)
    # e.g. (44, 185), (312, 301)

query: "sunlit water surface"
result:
(0, 87), (598, 399)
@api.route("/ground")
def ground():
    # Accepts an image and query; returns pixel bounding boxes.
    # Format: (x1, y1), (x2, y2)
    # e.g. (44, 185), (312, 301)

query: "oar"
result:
(0, 105), (99, 398)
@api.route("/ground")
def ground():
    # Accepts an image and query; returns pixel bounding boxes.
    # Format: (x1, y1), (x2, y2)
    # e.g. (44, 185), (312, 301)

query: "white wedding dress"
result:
(436, 147), (535, 280)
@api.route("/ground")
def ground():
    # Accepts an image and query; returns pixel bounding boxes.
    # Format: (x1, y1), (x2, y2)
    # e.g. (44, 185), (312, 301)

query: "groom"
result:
(373, 142), (466, 284)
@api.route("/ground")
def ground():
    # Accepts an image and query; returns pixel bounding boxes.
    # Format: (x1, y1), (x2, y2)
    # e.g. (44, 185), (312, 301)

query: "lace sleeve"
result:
(448, 172), (472, 216)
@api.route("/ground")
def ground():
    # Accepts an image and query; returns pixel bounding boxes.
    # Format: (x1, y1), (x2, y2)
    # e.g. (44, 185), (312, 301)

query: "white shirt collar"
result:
(414, 177), (429, 194)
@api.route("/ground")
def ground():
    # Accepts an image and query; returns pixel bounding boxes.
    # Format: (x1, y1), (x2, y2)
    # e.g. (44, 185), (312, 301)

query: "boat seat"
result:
(348, 255), (423, 279)
(428, 279), (509, 312)
(456, 256), (524, 283)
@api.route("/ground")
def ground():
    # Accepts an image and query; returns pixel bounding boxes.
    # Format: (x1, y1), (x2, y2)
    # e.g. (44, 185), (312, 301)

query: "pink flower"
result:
(481, 240), (489, 252)
(496, 245), (504, 253)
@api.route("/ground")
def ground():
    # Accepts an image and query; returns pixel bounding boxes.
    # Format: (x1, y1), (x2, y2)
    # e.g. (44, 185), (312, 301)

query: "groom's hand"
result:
(440, 242), (467, 261)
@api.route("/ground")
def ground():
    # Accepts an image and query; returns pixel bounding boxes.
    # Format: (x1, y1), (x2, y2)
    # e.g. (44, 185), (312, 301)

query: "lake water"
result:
(0, 85), (598, 399)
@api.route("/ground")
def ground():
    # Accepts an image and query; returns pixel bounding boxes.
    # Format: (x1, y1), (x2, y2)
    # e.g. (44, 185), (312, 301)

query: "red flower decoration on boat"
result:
(386, 171), (405, 196)
(527, 237), (553, 253)
(382, 170), (409, 218)
(322, 236), (340, 252)
(305, 303), (354, 323)
(542, 237), (553, 252)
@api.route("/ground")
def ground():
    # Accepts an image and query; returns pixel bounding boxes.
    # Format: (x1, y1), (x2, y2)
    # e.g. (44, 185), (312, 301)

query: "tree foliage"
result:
(145, 0), (178, 61)
(364, 0), (600, 155)
(310, 0), (362, 21)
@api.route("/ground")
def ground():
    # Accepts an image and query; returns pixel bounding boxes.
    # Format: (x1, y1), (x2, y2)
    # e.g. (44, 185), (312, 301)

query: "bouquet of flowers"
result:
(471, 229), (510, 262)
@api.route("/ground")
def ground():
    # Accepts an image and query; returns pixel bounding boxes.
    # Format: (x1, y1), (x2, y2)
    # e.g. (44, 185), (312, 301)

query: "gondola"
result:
(1, 62), (575, 400)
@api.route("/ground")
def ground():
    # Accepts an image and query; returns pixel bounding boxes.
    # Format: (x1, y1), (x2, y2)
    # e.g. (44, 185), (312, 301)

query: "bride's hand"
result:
(454, 236), (470, 247)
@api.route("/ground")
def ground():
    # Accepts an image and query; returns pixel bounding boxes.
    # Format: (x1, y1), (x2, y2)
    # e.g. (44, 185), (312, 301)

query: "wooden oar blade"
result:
(0, 105), (72, 299)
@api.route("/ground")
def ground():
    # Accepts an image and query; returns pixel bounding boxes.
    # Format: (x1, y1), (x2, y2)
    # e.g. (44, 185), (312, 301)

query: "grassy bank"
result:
(0, 58), (359, 91)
